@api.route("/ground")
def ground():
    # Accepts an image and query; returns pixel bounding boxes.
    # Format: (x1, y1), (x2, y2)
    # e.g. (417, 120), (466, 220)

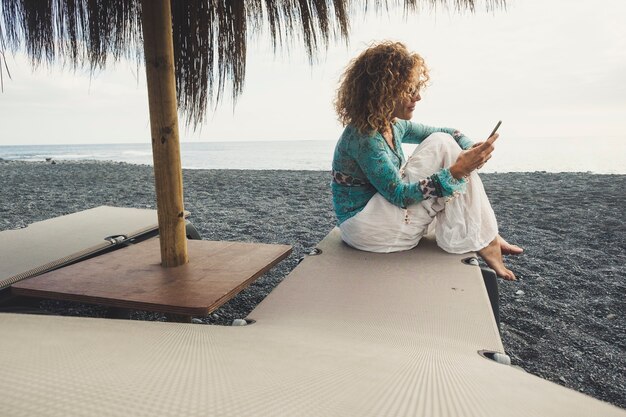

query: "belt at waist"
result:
(331, 170), (370, 187)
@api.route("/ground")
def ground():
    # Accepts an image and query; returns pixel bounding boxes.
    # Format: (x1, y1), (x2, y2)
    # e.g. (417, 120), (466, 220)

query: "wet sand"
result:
(1, 160), (624, 408)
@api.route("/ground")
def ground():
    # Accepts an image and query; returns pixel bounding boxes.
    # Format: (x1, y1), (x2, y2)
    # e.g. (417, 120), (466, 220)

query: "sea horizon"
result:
(1, 137), (624, 174)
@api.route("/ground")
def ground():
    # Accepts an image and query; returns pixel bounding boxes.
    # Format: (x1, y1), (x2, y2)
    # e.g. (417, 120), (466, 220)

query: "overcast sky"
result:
(1, 0), (625, 146)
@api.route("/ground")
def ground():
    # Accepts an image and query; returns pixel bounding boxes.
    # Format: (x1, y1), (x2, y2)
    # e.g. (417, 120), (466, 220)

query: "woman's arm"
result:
(353, 136), (466, 208)
(402, 121), (474, 150)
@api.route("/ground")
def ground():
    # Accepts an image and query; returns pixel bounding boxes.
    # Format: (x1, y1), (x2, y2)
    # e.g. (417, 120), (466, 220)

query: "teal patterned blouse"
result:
(331, 120), (474, 225)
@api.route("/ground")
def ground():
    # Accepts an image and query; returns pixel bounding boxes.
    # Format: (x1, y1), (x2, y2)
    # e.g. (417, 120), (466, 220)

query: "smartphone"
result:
(489, 120), (502, 138)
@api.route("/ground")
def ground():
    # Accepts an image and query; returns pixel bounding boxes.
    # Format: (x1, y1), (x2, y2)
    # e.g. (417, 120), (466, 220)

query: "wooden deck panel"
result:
(13, 238), (292, 316)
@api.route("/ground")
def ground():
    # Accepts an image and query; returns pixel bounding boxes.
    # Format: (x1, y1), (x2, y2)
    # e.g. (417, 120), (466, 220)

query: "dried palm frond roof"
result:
(0, 0), (504, 126)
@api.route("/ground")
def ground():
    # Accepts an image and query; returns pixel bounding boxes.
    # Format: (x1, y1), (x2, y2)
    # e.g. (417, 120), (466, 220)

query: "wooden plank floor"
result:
(12, 238), (291, 316)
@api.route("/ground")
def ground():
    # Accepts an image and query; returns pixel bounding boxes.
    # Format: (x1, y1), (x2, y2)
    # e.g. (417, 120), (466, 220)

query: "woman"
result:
(332, 41), (522, 280)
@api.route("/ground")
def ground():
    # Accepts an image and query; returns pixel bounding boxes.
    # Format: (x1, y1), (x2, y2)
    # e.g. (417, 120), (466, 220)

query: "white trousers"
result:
(339, 133), (499, 253)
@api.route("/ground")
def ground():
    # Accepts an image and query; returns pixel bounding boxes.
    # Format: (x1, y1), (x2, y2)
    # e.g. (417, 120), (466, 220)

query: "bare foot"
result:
(478, 238), (517, 280)
(498, 235), (524, 255)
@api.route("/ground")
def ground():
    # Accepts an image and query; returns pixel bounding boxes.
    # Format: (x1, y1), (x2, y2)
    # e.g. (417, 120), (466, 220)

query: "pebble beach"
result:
(0, 160), (624, 408)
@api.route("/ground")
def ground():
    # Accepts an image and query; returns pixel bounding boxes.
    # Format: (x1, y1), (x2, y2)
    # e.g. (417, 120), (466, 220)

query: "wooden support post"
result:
(140, 0), (188, 267)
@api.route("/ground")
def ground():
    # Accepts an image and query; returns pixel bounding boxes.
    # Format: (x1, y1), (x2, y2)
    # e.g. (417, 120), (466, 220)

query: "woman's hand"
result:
(449, 134), (498, 179)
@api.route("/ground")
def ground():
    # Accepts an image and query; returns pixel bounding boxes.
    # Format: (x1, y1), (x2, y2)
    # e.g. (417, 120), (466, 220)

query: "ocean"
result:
(1, 137), (624, 174)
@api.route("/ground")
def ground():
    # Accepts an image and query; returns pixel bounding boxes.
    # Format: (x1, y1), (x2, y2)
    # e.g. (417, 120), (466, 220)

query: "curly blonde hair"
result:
(334, 41), (430, 135)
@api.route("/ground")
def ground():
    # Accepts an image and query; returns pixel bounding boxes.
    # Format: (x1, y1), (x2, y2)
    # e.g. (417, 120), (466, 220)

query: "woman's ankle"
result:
(478, 238), (516, 280)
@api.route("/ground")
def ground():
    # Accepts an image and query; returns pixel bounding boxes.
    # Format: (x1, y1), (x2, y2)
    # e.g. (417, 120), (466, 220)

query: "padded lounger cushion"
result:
(0, 206), (158, 289)
(0, 229), (623, 416)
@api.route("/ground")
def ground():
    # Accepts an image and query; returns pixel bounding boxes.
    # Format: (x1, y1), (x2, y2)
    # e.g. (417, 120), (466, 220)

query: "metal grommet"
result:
(308, 248), (322, 256)
(462, 256), (479, 266)
(478, 350), (511, 365)
(104, 234), (129, 245)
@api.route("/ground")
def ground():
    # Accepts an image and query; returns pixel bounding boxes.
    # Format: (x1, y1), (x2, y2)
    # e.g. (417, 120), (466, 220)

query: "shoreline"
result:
(1, 160), (624, 408)
(2, 134), (626, 174)
(2, 158), (626, 175)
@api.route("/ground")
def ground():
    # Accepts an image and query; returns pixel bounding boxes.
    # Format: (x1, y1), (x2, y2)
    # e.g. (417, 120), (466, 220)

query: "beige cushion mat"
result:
(0, 229), (623, 416)
(0, 206), (158, 290)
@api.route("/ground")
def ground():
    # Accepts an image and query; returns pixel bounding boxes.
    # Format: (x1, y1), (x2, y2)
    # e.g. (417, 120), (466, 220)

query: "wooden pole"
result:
(140, 0), (188, 267)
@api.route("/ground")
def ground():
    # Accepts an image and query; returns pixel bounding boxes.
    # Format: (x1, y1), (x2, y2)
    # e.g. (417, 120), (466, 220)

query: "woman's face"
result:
(391, 67), (421, 121)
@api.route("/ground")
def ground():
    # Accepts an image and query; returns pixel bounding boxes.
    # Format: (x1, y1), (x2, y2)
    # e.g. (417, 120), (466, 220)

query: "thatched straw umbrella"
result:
(0, 0), (504, 268)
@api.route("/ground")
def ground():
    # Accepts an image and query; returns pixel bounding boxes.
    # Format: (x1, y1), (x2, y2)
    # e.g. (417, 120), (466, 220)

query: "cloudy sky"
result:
(1, 0), (625, 146)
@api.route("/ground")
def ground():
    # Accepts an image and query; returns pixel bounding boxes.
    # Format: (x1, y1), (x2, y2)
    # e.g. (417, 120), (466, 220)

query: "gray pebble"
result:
(606, 314), (616, 320)
(515, 290), (525, 296)
(191, 318), (203, 324)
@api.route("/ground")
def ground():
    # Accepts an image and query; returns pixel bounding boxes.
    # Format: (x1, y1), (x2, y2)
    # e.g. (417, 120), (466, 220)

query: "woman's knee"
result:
(406, 132), (463, 176)
(417, 132), (462, 160)
(422, 132), (457, 148)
